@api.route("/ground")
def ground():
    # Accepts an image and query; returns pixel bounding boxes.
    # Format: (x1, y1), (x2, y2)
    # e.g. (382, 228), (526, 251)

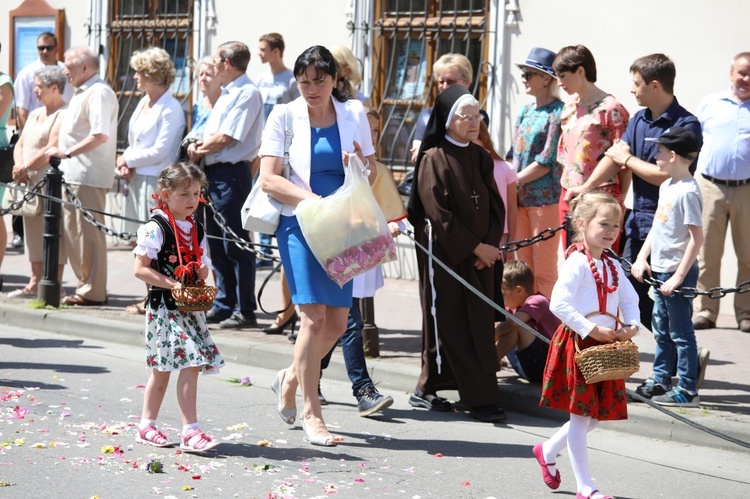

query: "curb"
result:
(2, 304), (748, 453)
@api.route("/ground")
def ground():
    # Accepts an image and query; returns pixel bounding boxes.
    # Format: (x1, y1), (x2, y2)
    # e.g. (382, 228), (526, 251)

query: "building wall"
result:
(504, 0), (749, 149)
(0, 0), (352, 80)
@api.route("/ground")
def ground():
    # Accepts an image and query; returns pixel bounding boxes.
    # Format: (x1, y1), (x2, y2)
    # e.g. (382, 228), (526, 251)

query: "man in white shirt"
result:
(13, 32), (74, 130)
(255, 33), (299, 266)
(187, 41), (263, 329)
(46, 46), (118, 306)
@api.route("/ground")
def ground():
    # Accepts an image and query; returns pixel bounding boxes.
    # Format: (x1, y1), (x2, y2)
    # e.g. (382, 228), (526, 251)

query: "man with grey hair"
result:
(13, 32), (74, 130)
(692, 52), (750, 332)
(46, 46), (118, 306)
(187, 41), (263, 328)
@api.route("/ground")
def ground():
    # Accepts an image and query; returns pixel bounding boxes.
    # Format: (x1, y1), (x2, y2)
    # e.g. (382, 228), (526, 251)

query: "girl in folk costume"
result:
(132, 161), (225, 453)
(534, 192), (642, 499)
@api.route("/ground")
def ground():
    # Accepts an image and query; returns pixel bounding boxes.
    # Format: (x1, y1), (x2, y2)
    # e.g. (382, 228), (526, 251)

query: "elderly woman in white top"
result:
(8, 66), (67, 298)
(116, 47), (185, 313)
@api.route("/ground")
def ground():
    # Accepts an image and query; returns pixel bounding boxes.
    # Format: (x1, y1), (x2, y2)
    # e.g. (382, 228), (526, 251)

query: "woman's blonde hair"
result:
(433, 53), (473, 85)
(568, 191), (622, 243)
(331, 45), (362, 87)
(130, 47), (176, 88)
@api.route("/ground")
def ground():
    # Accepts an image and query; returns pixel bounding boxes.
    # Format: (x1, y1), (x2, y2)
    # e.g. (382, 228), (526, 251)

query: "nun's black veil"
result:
(407, 85), (472, 225)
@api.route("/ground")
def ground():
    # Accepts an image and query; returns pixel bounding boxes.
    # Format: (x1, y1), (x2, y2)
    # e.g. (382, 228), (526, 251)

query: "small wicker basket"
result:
(171, 285), (218, 312)
(574, 311), (640, 384)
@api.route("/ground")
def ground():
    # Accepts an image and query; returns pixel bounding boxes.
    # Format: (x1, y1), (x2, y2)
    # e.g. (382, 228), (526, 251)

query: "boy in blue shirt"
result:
(631, 127), (707, 406)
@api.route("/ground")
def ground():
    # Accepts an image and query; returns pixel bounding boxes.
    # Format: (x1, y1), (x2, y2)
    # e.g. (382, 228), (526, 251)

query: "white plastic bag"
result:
(294, 155), (397, 287)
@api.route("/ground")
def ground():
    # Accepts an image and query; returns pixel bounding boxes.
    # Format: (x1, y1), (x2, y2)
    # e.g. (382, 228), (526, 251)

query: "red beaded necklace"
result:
(566, 242), (619, 313)
(584, 246), (618, 313)
(160, 204), (203, 285)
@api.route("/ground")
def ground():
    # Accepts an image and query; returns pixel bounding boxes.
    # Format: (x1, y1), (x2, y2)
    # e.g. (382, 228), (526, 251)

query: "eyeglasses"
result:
(37, 45), (56, 52)
(454, 113), (482, 123)
(520, 72), (539, 80)
(213, 57), (225, 65)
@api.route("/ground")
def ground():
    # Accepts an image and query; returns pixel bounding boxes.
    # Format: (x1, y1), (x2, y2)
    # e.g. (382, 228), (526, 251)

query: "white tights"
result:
(542, 413), (600, 497)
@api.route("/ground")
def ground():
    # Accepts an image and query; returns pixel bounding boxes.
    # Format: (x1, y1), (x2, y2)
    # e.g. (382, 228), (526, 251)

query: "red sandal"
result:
(135, 425), (173, 448)
(180, 429), (220, 453)
(533, 442), (561, 489)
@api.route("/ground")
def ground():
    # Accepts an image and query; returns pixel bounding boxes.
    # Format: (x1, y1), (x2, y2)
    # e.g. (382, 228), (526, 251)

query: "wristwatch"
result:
(65, 149), (72, 158)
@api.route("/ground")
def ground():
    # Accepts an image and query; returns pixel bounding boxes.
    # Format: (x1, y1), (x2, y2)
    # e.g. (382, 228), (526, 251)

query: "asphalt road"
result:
(1, 326), (749, 499)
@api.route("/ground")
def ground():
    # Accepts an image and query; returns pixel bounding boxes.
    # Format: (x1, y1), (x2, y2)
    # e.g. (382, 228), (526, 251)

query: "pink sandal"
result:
(533, 442), (561, 489)
(576, 490), (613, 499)
(135, 425), (173, 448)
(180, 429), (220, 453)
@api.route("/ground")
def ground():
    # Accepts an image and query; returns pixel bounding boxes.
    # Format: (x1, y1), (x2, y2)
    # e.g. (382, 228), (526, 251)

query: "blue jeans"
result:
(205, 162), (257, 318)
(321, 298), (372, 397)
(651, 261), (699, 392)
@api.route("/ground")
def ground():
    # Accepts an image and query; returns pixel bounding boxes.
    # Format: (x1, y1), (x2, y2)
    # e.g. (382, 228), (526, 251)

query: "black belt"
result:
(204, 160), (250, 174)
(702, 174), (750, 187)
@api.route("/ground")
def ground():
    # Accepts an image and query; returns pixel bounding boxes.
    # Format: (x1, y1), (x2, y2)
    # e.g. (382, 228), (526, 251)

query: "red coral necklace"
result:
(583, 246), (618, 313)
(161, 205), (203, 284)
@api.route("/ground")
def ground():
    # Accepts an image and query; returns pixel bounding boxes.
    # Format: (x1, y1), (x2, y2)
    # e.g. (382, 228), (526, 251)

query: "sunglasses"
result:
(520, 72), (539, 80)
(37, 45), (57, 52)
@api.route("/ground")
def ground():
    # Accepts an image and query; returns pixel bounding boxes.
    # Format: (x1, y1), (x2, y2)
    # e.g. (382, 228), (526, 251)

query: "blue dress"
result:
(277, 123), (354, 307)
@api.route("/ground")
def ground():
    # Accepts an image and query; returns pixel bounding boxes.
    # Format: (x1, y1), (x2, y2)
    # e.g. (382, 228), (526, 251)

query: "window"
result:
(368, 0), (490, 170)
(108, 0), (194, 150)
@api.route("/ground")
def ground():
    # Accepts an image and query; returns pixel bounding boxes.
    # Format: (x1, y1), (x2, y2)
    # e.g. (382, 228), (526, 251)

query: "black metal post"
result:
(38, 157), (63, 308)
(360, 297), (380, 357)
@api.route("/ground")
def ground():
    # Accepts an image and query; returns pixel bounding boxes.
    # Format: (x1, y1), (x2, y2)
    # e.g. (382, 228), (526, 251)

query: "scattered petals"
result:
(182, 486), (193, 491)
(257, 439), (272, 447)
(434, 453), (443, 458)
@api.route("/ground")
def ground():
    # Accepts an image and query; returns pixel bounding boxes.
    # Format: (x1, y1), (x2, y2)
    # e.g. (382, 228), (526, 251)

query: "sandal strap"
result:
(140, 426), (169, 444)
(183, 429), (214, 450)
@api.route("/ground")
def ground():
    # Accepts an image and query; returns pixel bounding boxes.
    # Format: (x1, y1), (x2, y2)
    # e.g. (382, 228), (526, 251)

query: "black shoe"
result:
(468, 405), (507, 423)
(218, 313), (258, 329)
(263, 312), (298, 335)
(408, 389), (451, 412)
(206, 310), (231, 324)
(633, 378), (668, 399)
(288, 332), (298, 344)
(357, 385), (394, 417)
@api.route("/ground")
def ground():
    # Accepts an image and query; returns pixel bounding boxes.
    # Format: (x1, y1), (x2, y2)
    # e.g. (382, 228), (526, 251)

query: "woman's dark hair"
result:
(553, 45), (597, 82)
(294, 45), (348, 102)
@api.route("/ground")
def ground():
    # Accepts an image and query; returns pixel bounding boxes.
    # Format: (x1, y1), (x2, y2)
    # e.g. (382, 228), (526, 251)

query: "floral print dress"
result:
(133, 210), (224, 374)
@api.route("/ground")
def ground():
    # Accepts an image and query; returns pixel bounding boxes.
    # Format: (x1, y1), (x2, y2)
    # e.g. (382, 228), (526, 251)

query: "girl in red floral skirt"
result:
(533, 192), (642, 499)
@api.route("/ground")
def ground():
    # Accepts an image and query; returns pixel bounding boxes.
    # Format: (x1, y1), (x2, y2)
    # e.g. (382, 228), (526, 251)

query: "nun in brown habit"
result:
(407, 85), (508, 423)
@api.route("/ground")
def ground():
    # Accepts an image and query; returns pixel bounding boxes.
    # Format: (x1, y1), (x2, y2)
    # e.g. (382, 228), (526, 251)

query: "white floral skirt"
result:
(144, 302), (224, 374)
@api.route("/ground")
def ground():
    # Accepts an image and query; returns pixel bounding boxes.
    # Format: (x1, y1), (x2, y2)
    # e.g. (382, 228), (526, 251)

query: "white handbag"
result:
(241, 106), (292, 235)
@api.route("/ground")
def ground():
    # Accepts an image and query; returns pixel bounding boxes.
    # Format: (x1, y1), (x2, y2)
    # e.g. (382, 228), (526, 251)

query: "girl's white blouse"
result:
(550, 251), (642, 338)
(132, 210), (212, 268)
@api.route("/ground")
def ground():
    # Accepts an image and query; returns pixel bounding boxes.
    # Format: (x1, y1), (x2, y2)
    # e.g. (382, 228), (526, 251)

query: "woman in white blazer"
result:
(117, 47), (186, 313)
(258, 45), (376, 447)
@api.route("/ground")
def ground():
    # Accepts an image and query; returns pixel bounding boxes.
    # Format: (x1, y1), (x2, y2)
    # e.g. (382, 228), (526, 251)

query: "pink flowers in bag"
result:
(324, 234), (397, 287)
(295, 155), (399, 287)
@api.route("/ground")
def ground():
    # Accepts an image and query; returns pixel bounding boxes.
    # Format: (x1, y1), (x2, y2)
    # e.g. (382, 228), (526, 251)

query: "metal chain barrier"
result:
(501, 224), (566, 253)
(613, 251), (750, 300)
(0, 178), (49, 216)
(63, 182), (139, 241)
(201, 193), (280, 263)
